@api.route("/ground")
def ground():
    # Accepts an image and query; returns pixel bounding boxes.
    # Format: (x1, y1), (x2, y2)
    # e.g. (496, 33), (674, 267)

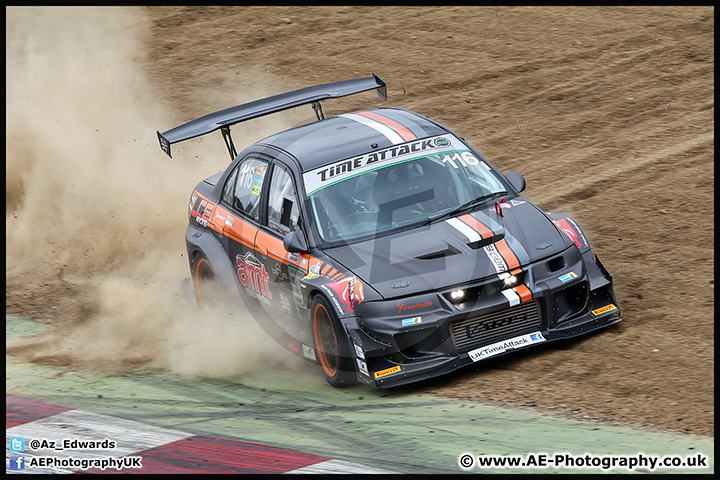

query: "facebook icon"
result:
(10, 455), (25, 470)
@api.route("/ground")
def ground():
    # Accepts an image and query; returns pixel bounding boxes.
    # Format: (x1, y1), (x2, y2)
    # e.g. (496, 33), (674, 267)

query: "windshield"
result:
(304, 135), (507, 245)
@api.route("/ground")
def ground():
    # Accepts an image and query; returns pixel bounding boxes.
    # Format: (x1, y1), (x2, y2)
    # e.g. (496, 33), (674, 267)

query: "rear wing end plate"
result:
(157, 73), (386, 159)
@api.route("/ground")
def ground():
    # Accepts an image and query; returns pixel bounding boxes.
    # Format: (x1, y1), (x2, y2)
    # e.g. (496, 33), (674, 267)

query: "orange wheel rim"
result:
(313, 302), (339, 377)
(194, 258), (218, 307)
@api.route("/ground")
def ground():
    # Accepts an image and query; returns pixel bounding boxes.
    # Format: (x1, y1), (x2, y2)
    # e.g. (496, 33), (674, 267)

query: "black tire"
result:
(311, 295), (356, 387)
(192, 253), (222, 308)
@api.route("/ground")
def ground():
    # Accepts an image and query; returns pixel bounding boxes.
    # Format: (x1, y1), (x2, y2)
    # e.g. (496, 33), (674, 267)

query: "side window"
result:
(267, 165), (301, 236)
(222, 165), (239, 205)
(229, 158), (269, 221)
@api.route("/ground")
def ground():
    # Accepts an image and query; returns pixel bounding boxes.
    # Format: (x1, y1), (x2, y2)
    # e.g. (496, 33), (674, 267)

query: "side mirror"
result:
(283, 230), (309, 253)
(506, 171), (526, 193)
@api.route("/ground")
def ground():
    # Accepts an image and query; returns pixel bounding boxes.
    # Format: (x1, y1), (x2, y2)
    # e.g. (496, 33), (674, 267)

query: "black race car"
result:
(157, 74), (621, 388)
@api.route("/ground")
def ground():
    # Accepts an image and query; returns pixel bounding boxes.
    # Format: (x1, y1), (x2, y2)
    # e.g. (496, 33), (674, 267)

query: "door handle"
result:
(256, 244), (268, 256)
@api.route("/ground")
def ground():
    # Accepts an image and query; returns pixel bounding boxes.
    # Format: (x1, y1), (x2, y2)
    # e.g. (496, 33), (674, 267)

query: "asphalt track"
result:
(6, 315), (714, 474)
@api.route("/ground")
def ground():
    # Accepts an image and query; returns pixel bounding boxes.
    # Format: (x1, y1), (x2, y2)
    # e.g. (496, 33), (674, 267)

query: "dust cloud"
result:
(5, 7), (306, 379)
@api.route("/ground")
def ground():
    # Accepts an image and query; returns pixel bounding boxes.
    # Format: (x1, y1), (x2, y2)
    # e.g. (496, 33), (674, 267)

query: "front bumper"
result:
(345, 247), (621, 388)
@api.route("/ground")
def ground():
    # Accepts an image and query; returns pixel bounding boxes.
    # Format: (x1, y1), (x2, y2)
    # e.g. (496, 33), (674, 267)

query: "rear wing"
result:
(157, 73), (387, 160)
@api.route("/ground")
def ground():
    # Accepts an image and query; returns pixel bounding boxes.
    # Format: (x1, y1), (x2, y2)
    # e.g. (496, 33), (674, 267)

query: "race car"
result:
(157, 74), (621, 388)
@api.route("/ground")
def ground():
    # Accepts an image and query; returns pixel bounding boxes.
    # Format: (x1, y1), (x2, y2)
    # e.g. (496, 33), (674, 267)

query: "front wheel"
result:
(311, 296), (356, 387)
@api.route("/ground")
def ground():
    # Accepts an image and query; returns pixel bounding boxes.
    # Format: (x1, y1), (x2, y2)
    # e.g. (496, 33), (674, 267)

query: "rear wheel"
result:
(192, 254), (222, 308)
(311, 296), (356, 387)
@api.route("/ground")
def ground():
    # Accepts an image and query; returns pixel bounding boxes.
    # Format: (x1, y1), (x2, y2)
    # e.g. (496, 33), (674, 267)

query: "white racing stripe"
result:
(446, 217), (482, 243)
(341, 113), (405, 144)
(501, 288), (521, 307)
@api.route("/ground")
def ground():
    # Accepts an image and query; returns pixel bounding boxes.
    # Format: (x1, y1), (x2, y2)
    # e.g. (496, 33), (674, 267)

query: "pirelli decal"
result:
(592, 304), (618, 316)
(303, 134), (464, 196)
(374, 365), (402, 379)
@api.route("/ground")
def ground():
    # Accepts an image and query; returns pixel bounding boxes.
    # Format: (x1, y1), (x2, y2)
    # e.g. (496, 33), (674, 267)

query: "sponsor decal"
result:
(272, 263), (289, 282)
(468, 331), (546, 362)
(303, 134), (462, 195)
(357, 359), (370, 377)
(286, 340), (300, 355)
(559, 272), (578, 283)
(225, 215), (234, 227)
(373, 365), (401, 379)
(280, 292), (291, 312)
(555, 218), (588, 250)
(397, 301), (432, 315)
(591, 304), (618, 316)
(236, 252), (271, 299)
(190, 195), (215, 227)
(303, 260), (323, 280)
(302, 344), (316, 360)
(493, 199), (527, 210)
(483, 244), (508, 273)
(354, 344), (366, 360)
(327, 276), (365, 313)
(402, 316), (422, 326)
(320, 284), (345, 316)
(465, 314), (523, 338)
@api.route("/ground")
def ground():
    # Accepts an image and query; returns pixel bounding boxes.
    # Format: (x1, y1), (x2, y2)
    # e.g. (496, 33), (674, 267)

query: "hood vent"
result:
(415, 244), (461, 260)
(467, 233), (505, 250)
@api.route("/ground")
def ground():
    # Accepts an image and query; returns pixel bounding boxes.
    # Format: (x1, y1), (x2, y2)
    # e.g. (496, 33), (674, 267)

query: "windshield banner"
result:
(303, 134), (465, 196)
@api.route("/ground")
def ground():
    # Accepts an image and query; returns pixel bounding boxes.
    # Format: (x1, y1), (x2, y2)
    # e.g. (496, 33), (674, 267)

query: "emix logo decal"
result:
(237, 252), (271, 299)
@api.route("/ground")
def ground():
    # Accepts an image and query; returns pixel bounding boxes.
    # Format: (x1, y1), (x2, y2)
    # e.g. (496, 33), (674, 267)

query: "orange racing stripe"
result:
(513, 283), (533, 303)
(495, 238), (520, 270)
(458, 214), (494, 239)
(353, 110), (417, 142)
(255, 229), (309, 271)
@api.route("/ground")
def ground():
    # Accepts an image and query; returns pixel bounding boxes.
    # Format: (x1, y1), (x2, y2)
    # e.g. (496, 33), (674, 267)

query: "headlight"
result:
(450, 289), (465, 300)
(503, 275), (518, 287)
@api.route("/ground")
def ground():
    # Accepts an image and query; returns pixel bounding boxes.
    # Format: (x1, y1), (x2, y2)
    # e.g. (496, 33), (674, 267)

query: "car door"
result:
(219, 155), (273, 306)
(254, 161), (309, 337)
